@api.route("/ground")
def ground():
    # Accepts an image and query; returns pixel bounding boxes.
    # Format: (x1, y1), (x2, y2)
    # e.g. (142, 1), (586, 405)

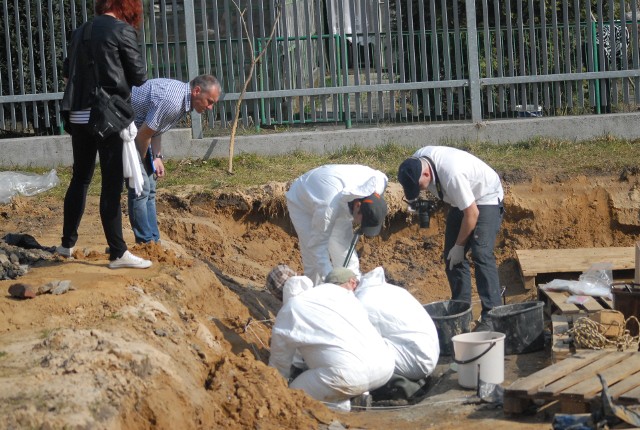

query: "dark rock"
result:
(8, 283), (38, 299)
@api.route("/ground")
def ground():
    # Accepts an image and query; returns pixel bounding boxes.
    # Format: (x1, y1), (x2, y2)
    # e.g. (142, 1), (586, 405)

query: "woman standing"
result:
(59, 0), (151, 269)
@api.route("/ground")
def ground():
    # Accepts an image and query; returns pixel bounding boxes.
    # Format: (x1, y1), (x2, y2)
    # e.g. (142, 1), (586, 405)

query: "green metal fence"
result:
(0, 0), (639, 137)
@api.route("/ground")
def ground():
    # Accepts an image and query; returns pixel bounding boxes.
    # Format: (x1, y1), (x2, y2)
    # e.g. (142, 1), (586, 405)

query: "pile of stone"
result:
(0, 241), (56, 280)
(8, 280), (75, 299)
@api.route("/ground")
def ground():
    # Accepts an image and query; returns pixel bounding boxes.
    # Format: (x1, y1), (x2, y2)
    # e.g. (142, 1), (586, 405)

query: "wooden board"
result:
(516, 247), (635, 277)
(551, 314), (573, 362)
(539, 288), (613, 317)
(504, 351), (640, 414)
(515, 247), (634, 289)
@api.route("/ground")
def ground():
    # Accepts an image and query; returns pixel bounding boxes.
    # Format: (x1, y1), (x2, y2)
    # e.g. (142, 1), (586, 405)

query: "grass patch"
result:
(0, 351), (6, 359)
(17, 136), (640, 202)
(40, 329), (55, 339)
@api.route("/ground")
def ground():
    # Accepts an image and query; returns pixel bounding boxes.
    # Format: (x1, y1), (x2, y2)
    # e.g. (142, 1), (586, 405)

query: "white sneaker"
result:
(108, 251), (152, 269)
(55, 245), (74, 258)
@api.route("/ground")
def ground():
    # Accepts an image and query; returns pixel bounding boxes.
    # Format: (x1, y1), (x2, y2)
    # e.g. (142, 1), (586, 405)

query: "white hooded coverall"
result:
(269, 283), (395, 406)
(356, 267), (440, 380)
(285, 164), (388, 285)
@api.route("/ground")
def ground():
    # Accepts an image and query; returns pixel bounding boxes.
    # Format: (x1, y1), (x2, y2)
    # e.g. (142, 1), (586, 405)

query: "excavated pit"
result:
(2, 173), (640, 429)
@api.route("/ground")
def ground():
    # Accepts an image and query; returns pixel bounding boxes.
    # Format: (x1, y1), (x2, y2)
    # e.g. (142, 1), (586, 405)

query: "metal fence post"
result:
(465, 0), (482, 123)
(183, 0), (202, 138)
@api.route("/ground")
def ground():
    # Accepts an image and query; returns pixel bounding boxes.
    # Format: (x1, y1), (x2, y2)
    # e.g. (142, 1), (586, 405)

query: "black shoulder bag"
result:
(83, 22), (135, 140)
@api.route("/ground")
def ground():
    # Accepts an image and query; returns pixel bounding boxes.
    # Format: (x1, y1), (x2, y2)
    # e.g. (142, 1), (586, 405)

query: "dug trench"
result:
(1, 172), (640, 429)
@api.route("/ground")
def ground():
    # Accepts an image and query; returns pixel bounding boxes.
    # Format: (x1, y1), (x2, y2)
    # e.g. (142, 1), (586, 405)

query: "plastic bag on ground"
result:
(0, 170), (59, 204)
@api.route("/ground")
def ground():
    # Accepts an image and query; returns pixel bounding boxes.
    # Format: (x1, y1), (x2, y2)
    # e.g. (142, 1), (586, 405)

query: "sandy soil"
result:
(1, 171), (640, 429)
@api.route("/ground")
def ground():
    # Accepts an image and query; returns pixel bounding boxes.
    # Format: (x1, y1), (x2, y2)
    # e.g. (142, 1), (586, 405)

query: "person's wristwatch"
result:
(153, 154), (164, 160)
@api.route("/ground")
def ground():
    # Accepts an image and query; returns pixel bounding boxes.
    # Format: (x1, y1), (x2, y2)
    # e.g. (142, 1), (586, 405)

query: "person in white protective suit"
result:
(355, 266), (440, 399)
(269, 267), (395, 411)
(265, 264), (314, 304)
(286, 165), (388, 285)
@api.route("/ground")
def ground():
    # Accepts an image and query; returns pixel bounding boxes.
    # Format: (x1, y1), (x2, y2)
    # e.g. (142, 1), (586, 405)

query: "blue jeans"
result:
(444, 202), (503, 319)
(127, 159), (160, 243)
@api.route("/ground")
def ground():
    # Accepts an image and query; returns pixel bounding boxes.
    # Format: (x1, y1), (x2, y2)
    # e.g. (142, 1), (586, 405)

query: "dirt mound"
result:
(2, 172), (640, 428)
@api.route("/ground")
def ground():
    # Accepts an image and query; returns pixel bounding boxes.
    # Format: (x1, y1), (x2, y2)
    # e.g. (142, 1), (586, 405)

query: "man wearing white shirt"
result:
(398, 146), (504, 329)
(128, 75), (222, 244)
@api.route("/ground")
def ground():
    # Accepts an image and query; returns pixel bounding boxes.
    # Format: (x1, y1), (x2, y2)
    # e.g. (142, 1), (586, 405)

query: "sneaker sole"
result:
(108, 262), (152, 269)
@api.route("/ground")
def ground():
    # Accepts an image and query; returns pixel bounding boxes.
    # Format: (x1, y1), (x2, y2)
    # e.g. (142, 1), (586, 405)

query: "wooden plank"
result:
(619, 382), (640, 403)
(516, 247), (635, 277)
(543, 290), (581, 314)
(635, 242), (640, 284)
(559, 399), (589, 414)
(580, 297), (606, 312)
(552, 314), (570, 336)
(540, 289), (613, 317)
(539, 352), (633, 396)
(503, 397), (533, 414)
(560, 354), (640, 400)
(523, 275), (536, 291)
(551, 315), (572, 362)
(608, 371), (640, 399)
(505, 351), (608, 396)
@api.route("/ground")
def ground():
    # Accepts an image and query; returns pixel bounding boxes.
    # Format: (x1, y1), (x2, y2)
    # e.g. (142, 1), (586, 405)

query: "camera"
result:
(409, 199), (437, 228)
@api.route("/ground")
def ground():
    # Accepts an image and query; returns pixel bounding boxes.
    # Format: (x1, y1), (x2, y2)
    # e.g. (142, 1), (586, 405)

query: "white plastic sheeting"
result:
(0, 170), (59, 204)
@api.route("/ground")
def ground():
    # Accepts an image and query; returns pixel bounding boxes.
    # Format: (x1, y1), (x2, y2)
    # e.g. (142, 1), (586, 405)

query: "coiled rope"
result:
(568, 315), (640, 351)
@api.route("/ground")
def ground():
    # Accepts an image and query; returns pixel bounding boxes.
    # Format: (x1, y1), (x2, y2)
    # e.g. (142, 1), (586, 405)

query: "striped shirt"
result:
(131, 78), (191, 135)
(69, 109), (91, 124)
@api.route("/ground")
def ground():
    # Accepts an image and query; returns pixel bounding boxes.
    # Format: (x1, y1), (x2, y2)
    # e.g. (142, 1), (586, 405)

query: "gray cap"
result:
(325, 267), (357, 285)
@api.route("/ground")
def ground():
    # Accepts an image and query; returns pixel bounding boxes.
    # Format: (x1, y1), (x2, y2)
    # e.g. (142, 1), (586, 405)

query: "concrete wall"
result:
(1, 112), (639, 168)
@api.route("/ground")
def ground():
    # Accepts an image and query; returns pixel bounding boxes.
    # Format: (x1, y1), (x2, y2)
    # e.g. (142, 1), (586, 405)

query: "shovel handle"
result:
(343, 231), (361, 268)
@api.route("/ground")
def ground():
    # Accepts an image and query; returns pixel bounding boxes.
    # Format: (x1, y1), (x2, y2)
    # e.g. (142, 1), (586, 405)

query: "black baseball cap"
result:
(359, 192), (387, 237)
(397, 157), (423, 200)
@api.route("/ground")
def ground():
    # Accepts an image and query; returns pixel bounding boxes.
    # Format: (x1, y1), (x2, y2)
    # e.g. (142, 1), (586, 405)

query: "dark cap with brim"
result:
(359, 192), (387, 237)
(398, 157), (422, 201)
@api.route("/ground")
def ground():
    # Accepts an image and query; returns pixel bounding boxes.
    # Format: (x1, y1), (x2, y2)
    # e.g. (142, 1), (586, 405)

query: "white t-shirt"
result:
(413, 146), (503, 209)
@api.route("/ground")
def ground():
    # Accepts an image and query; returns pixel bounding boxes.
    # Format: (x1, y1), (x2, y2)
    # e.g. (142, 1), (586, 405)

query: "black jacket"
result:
(61, 15), (147, 112)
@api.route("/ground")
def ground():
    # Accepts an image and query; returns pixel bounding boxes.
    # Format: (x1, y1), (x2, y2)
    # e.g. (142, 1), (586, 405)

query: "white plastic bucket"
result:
(452, 331), (506, 389)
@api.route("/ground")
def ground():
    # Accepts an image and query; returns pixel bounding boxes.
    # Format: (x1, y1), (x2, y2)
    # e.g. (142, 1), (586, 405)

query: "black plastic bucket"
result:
(423, 300), (472, 356)
(487, 301), (544, 355)
(612, 284), (640, 337)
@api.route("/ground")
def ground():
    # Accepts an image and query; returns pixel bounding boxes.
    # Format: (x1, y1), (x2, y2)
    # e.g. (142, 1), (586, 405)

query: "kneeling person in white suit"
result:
(269, 267), (395, 411)
(356, 267), (440, 398)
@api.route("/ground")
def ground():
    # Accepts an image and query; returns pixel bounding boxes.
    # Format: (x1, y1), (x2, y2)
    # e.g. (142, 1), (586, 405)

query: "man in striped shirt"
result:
(128, 75), (222, 244)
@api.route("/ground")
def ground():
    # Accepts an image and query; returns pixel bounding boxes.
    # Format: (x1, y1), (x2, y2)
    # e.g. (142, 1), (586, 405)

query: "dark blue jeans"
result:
(444, 202), (503, 319)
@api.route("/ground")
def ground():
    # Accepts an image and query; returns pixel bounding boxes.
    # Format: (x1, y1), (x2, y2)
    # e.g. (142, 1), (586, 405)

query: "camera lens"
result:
(418, 209), (430, 228)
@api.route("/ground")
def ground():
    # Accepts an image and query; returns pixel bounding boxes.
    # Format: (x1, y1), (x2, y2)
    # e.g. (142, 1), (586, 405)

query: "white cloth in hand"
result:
(120, 122), (143, 196)
(447, 244), (465, 270)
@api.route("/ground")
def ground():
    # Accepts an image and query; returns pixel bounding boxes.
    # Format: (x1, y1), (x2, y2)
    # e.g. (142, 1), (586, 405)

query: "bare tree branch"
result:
(228, 0), (283, 174)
